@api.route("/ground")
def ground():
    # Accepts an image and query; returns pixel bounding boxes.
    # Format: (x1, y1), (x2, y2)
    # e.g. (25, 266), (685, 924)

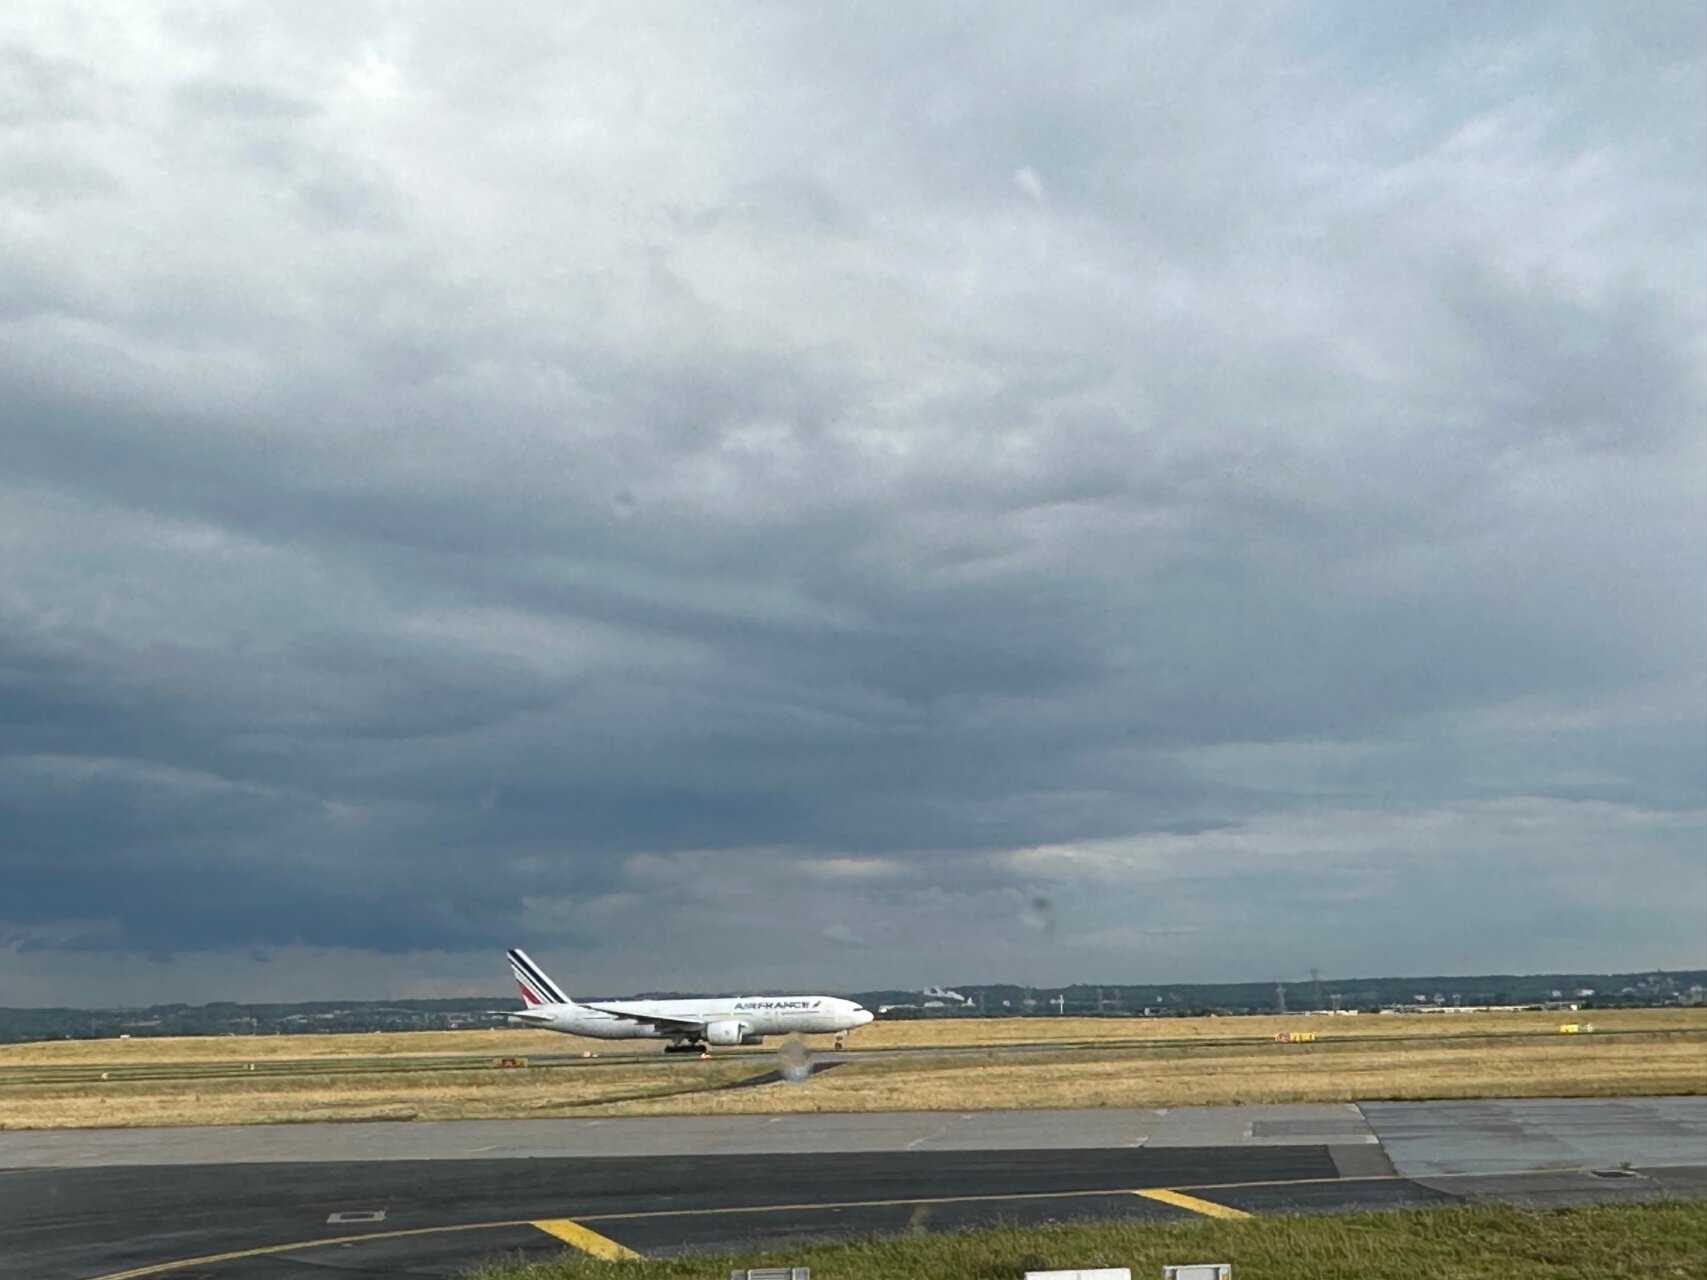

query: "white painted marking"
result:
(326, 1210), (386, 1224)
(906, 1114), (968, 1150)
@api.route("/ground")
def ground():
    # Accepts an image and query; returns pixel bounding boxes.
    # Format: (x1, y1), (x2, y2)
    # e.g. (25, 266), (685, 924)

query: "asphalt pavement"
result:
(1, 1098), (1702, 1279)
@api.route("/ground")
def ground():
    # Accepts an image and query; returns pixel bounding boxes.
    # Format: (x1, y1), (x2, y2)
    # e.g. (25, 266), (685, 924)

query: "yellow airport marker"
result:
(532, 1218), (642, 1259)
(1134, 1188), (1253, 1220)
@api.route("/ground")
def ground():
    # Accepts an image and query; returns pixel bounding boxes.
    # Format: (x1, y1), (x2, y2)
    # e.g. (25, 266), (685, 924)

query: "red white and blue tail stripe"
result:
(508, 948), (572, 1007)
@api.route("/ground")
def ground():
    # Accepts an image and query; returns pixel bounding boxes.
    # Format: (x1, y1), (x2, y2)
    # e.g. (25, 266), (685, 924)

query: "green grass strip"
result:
(463, 1200), (1707, 1280)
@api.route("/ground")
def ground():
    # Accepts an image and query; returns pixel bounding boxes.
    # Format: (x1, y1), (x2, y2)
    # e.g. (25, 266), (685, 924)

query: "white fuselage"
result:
(534, 995), (872, 1042)
(503, 948), (874, 1047)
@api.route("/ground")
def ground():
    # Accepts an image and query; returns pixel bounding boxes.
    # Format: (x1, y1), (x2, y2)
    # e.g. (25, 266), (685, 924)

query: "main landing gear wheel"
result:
(664, 1041), (706, 1054)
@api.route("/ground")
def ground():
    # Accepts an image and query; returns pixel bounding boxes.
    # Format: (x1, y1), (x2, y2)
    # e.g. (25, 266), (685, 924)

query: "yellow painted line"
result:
(85, 1219), (536, 1279)
(1135, 1188), (1253, 1219)
(533, 1218), (641, 1260)
(575, 1171), (1407, 1219)
(87, 1174), (1345, 1279)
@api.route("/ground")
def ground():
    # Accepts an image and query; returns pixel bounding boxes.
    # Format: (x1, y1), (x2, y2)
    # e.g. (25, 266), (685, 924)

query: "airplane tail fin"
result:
(508, 948), (572, 1007)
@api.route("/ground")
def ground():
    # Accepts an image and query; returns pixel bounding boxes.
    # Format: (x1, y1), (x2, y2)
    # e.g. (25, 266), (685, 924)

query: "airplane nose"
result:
(856, 1008), (874, 1026)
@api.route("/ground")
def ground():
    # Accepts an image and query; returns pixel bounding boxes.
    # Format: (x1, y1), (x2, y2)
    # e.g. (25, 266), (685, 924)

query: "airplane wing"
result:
(580, 1003), (708, 1035)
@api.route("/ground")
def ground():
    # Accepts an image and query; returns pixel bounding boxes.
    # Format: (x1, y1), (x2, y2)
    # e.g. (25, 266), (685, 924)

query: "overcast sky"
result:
(2, 3), (1703, 1007)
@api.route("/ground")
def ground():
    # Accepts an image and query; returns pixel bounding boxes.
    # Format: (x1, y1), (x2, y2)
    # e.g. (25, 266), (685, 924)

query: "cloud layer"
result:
(2, 3), (1703, 1004)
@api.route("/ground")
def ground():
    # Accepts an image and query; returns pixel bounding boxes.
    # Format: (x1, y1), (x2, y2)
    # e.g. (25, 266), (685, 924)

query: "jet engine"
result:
(704, 1019), (753, 1046)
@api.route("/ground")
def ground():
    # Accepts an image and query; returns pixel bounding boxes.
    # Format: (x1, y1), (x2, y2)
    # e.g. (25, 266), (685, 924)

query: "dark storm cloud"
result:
(0, 2), (1702, 1003)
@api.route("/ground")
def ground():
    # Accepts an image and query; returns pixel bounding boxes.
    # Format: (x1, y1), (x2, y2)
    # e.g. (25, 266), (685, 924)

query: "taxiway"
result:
(2, 1098), (1702, 1279)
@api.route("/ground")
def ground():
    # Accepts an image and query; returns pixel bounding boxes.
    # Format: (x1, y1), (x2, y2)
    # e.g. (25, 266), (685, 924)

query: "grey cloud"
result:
(0, 42), (100, 125)
(820, 924), (866, 949)
(686, 176), (868, 240)
(171, 78), (317, 121)
(0, 148), (120, 205)
(0, 3), (1702, 1001)
(1434, 264), (1697, 453)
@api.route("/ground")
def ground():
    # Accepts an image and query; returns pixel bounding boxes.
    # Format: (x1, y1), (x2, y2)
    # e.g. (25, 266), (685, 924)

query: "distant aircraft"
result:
(879, 984), (975, 1013)
(923, 985), (973, 1006)
(502, 949), (875, 1052)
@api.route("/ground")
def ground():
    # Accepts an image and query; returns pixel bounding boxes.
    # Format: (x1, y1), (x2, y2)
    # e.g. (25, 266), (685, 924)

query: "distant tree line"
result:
(2, 969), (1700, 1043)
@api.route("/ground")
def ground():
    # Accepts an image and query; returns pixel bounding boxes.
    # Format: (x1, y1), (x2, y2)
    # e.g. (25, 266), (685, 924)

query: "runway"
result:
(2, 1099), (1703, 1279)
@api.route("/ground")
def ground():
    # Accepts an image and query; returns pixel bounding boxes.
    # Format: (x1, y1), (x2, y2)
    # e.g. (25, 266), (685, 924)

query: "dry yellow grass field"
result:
(0, 1027), (581, 1063)
(0, 1058), (754, 1129)
(853, 1007), (1704, 1047)
(609, 1032), (1707, 1117)
(2, 1009), (1700, 1130)
(4, 1006), (1696, 1065)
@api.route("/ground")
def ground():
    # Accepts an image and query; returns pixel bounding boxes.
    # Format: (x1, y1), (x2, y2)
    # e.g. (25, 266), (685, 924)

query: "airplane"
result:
(501, 949), (876, 1052)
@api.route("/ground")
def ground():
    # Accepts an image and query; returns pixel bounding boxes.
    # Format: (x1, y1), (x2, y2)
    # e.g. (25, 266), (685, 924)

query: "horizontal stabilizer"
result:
(496, 1008), (558, 1025)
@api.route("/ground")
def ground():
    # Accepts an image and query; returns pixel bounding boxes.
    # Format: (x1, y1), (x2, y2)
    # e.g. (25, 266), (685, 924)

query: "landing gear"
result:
(833, 1032), (848, 1050)
(664, 1040), (707, 1054)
